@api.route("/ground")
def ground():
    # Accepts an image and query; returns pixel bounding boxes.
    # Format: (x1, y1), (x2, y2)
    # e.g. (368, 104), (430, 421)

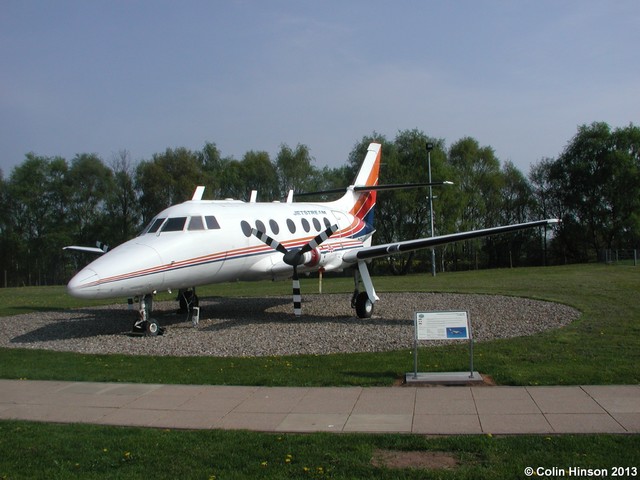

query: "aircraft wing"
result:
(342, 219), (559, 263)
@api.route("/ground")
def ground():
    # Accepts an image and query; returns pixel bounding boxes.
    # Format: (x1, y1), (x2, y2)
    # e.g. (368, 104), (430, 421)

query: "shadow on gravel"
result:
(9, 307), (190, 344)
(197, 296), (412, 333)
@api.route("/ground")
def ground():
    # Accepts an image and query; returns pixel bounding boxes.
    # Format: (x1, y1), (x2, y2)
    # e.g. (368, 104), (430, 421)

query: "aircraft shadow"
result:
(9, 306), (193, 344)
(197, 295), (411, 332)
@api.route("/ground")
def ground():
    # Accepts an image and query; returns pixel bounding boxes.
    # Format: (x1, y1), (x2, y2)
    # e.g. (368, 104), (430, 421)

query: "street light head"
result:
(426, 142), (434, 151)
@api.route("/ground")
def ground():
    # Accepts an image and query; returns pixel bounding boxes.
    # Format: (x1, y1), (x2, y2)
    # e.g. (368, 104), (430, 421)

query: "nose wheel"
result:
(131, 294), (165, 336)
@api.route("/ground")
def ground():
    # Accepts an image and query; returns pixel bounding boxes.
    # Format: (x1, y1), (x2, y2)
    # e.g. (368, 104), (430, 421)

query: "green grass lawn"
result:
(0, 264), (638, 479)
(0, 263), (638, 386)
(1, 420), (638, 480)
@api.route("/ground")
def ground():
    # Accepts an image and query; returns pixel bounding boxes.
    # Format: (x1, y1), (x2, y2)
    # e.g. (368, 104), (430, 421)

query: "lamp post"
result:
(426, 142), (436, 277)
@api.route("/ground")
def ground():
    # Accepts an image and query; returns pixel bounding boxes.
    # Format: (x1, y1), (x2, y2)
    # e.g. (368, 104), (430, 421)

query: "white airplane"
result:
(66, 143), (558, 335)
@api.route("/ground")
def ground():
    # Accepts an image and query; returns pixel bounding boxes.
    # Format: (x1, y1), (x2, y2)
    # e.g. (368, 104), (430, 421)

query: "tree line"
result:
(1, 122), (638, 287)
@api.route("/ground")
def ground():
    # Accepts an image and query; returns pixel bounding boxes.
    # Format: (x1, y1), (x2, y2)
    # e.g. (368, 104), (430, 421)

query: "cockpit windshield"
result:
(161, 217), (187, 232)
(144, 217), (166, 234)
(142, 215), (221, 235)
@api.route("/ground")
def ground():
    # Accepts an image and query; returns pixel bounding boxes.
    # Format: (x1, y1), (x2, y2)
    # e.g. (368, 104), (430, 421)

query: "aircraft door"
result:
(331, 210), (350, 231)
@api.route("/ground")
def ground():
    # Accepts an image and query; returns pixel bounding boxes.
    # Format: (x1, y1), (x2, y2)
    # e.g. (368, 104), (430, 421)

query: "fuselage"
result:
(67, 197), (372, 299)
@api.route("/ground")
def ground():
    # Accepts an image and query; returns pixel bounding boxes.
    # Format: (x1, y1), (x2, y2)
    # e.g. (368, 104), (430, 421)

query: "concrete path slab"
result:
(0, 380), (638, 434)
(413, 414), (482, 434)
(526, 386), (607, 414)
(276, 413), (349, 432)
(344, 414), (414, 433)
(415, 388), (476, 415)
(479, 413), (552, 434)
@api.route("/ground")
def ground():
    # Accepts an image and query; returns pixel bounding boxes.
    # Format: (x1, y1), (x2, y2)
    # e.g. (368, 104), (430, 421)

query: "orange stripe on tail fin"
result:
(324, 143), (381, 238)
(350, 143), (380, 222)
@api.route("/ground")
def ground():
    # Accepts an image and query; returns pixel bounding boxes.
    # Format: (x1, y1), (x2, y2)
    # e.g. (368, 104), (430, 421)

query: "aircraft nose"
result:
(67, 267), (100, 298)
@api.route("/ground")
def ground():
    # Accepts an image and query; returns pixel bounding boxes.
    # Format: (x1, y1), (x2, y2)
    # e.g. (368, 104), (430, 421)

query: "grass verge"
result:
(1, 420), (638, 479)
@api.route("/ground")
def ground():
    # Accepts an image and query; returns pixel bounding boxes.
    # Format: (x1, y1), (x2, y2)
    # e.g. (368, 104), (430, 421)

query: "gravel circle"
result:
(1, 293), (580, 358)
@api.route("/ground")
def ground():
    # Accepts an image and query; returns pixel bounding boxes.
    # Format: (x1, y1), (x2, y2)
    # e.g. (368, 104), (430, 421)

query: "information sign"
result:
(411, 310), (474, 381)
(415, 311), (470, 340)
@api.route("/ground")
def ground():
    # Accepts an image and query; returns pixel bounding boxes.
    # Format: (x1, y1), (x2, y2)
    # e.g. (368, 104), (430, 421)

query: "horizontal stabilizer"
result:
(294, 181), (453, 198)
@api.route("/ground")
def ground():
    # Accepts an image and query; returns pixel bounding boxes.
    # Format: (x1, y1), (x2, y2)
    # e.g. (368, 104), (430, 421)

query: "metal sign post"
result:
(410, 311), (480, 384)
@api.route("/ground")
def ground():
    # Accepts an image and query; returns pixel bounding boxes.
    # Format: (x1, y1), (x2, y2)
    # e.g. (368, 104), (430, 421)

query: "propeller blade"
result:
(292, 266), (302, 317)
(251, 228), (288, 255)
(251, 223), (339, 317)
(299, 224), (339, 255)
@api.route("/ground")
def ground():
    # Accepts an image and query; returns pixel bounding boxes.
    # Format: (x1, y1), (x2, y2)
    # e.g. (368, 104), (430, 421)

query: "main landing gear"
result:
(351, 261), (379, 319)
(178, 288), (200, 327)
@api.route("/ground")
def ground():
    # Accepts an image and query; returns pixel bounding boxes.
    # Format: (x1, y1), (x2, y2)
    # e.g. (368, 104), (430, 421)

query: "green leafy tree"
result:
(197, 142), (224, 198)
(216, 158), (246, 200)
(529, 158), (568, 264)
(240, 150), (279, 201)
(136, 147), (203, 223)
(106, 150), (140, 244)
(6, 154), (73, 285)
(275, 143), (318, 196)
(66, 153), (114, 245)
(446, 137), (505, 269)
(448, 137), (503, 230)
(544, 122), (640, 261)
(484, 161), (538, 267)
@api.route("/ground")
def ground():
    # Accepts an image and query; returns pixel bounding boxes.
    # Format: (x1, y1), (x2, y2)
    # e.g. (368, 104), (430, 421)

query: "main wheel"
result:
(355, 292), (374, 319)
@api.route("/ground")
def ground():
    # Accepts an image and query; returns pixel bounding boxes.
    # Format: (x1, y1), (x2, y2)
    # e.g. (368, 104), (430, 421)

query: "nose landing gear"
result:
(131, 293), (165, 336)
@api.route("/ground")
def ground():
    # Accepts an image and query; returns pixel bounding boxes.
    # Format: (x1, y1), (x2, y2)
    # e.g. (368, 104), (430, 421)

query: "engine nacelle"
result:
(301, 248), (321, 267)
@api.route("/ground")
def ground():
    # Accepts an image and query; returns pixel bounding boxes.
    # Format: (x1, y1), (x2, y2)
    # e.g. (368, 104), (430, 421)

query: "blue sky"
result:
(1, 0), (638, 177)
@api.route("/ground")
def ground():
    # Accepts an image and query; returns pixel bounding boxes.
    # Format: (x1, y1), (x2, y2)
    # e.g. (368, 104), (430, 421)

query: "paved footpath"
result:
(0, 380), (638, 434)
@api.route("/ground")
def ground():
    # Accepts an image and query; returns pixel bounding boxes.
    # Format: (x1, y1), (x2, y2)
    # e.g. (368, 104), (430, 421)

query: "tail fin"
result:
(330, 143), (381, 236)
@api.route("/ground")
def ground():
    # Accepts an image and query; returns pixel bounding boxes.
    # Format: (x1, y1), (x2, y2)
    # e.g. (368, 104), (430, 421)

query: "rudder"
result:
(327, 143), (381, 237)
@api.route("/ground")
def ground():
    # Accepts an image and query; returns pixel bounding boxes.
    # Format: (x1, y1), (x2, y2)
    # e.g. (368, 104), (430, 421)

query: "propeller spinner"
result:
(252, 224), (339, 316)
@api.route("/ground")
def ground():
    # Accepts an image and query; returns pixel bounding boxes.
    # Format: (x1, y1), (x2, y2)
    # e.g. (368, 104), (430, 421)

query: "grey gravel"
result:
(0, 293), (579, 357)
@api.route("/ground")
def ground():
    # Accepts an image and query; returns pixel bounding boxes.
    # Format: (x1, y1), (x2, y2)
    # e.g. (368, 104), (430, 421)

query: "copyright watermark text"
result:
(524, 466), (638, 477)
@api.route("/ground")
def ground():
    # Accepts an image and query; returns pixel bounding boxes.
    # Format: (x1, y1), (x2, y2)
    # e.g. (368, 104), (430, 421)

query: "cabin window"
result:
(162, 217), (187, 232)
(323, 217), (331, 229)
(147, 217), (166, 234)
(301, 218), (310, 233)
(312, 218), (321, 232)
(188, 216), (205, 231)
(286, 219), (296, 234)
(269, 219), (280, 235)
(240, 220), (252, 237)
(255, 220), (266, 234)
(205, 216), (220, 229)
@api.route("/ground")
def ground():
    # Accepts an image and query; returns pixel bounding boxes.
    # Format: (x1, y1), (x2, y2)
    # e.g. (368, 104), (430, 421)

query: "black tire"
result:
(355, 292), (374, 318)
(146, 320), (160, 336)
